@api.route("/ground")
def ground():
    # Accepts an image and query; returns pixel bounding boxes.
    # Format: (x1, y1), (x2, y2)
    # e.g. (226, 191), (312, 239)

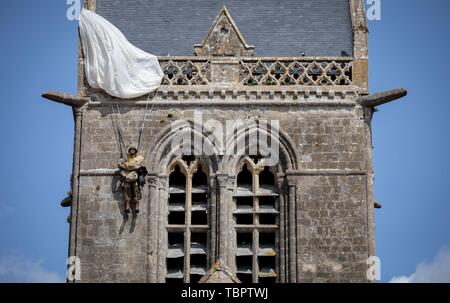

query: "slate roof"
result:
(95, 0), (353, 57)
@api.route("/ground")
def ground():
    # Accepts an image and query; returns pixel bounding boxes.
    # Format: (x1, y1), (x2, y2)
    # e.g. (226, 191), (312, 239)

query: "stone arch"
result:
(147, 119), (221, 175)
(167, 158), (190, 176)
(223, 123), (300, 175)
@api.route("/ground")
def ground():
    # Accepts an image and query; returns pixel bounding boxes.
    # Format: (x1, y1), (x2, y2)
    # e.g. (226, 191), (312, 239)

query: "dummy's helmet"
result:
(128, 146), (138, 154)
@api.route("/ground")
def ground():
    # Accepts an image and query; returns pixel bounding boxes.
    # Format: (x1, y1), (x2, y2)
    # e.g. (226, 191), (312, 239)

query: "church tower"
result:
(44, 0), (406, 283)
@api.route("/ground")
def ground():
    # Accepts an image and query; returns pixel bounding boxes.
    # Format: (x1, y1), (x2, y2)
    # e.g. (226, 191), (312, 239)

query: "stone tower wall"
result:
(69, 0), (373, 283)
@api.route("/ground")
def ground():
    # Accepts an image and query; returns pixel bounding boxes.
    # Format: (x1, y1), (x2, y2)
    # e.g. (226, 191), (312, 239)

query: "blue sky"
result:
(369, 0), (450, 282)
(0, 0), (449, 283)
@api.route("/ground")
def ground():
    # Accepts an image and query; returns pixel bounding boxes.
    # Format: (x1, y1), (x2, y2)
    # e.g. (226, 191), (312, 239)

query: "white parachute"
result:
(79, 9), (163, 99)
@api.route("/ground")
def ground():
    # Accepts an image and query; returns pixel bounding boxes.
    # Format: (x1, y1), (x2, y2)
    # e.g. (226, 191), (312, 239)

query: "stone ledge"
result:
(80, 169), (118, 176)
(87, 100), (358, 109)
(287, 169), (366, 176)
(79, 168), (366, 177)
(86, 86), (360, 103)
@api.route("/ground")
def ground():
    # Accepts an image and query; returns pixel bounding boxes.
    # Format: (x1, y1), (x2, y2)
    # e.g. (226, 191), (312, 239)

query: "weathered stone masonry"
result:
(43, 0), (406, 283)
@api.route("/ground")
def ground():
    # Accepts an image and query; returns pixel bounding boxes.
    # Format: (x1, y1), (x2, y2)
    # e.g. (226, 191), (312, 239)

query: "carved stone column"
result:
(287, 176), (297, 283)
(209, 176), (217, 265)
(147, 174), (158, 283)
(156, 175), (168, 282)
(226, 176), (236, 269)
(183, 163), (198, 283)
(216, 173), (229, 264)
(277, 175), (287, 283)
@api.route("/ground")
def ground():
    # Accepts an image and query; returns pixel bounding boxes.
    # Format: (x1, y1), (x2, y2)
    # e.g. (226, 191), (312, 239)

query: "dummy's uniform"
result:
(118, 154), (144, 212)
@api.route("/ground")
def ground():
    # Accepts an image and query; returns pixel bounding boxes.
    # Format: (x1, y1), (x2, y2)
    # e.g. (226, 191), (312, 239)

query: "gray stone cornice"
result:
(286, 169), (366, 176)
(80, 168), (367, 177)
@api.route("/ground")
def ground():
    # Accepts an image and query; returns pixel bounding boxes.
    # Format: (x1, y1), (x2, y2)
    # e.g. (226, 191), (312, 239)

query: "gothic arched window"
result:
(166, 158), (209, 283)
(234, 157), (279, 283)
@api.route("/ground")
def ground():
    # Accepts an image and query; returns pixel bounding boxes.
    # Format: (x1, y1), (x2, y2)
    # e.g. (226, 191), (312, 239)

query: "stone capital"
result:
(216, 173), (229, 187)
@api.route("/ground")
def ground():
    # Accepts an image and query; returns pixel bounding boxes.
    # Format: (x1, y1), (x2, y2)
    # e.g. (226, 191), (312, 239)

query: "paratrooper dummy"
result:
(117, 146), (146, 214)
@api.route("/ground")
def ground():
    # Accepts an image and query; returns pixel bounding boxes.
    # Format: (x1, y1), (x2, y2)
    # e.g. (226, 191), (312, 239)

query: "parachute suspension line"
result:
(116, 103), (128, 154)
(137, 94), (155, 152)
(108, 103), (123, 159)
(112, 103), (127, 158)
(110, 104), (124, 158)
(111, 93), (155, 156)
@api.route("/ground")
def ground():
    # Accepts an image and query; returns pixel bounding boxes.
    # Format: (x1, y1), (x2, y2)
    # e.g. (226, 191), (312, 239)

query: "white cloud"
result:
(390, 247), (450, 283)
(0, 256), (64, 283)
(390, 275), (412, 283)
